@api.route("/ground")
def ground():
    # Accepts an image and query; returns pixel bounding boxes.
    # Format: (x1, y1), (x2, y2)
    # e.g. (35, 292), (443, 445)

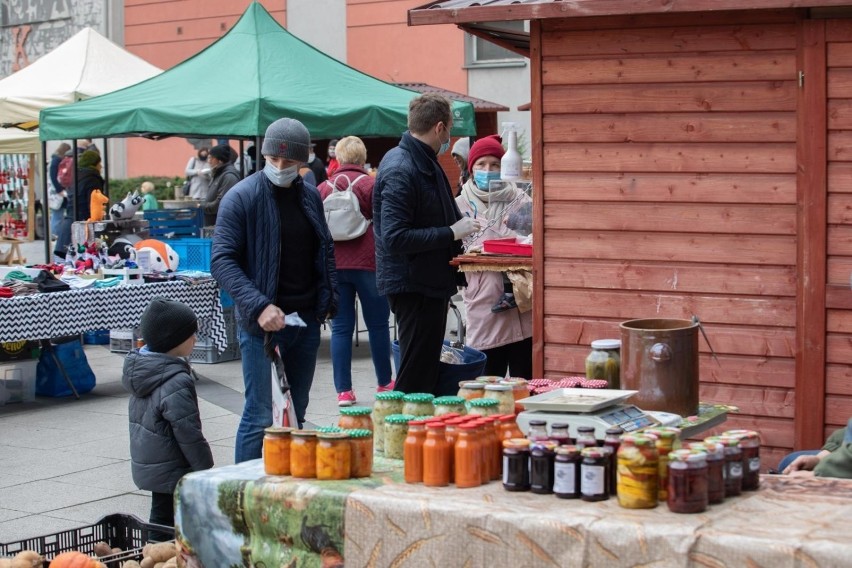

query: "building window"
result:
(465, 21), (526, 68)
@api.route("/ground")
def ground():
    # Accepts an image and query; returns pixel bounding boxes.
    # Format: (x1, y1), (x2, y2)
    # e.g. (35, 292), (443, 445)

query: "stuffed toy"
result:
(108, 233), (142, 260)
(109, 190), (144, 220)
(134, 238), (180, 272)
(87, 189), (110, 222)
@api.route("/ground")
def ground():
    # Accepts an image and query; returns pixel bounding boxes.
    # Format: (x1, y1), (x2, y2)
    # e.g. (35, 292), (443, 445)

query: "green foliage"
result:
(107, 176), (181, 204)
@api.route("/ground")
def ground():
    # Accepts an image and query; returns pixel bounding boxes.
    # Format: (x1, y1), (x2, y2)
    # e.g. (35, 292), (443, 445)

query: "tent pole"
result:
(239, 139), (245, 178)
(102, 137), (109, 198)
(71, 139), (78, 221)
(27, 153), (36, 242)
(256, 136), (263, 170)
(42, 141), (50, 263)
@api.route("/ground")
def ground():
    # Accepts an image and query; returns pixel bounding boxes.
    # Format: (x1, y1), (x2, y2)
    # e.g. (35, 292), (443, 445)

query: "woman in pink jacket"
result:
(455, 135), (533, 379)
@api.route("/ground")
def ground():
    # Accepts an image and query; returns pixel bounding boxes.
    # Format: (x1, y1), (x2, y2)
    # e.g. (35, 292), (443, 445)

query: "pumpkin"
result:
(48, 551), (100, 568)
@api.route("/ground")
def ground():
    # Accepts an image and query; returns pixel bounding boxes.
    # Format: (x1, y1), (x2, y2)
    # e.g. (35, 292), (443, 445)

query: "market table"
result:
(175, 458), (852, 567)
(0, 279), (229, 352)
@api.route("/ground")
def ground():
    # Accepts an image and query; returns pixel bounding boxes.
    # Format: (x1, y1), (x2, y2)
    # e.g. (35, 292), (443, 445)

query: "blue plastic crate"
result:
(144, 208), (204, 238)
(220, 289), (234, 308)
(168, 238), (212, 272)
(82, 329), (110, 345)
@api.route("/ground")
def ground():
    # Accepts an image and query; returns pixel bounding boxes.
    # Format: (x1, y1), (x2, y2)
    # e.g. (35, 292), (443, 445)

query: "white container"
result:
(500, 125), (522, 181)
(0, 360), (37, 405)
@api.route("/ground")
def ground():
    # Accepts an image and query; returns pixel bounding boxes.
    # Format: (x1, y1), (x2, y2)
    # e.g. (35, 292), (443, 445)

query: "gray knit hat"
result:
(261, 118), (311, 162)
(140, 297), (198, 354)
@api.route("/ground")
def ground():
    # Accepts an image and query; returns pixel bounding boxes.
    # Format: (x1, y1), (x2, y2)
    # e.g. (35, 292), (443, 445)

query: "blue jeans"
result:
(50, 206), (65, 236)
(330, 269), (392, 393)
(234, 315), (321, 463)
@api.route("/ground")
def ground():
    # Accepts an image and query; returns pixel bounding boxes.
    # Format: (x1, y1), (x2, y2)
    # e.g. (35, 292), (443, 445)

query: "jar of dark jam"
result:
(575, 425), (597, 449)
(667, 449), (708, 514)
(502, 438), (531, 492)
(530, 442), (557, 494)
(708, 435), (742, 497)
(603, 427), (623, 495)
(725, 429), (761, 491)
(690, 441), (725, 504)
(549, 423), (573, 446)
(580, 447), (609, 501)
(526, 419), (549, 442)
(554, 445), (581, 499)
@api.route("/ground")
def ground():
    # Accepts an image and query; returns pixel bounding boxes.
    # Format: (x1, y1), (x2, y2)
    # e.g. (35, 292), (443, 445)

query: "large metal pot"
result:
(619, 318), (699, 417)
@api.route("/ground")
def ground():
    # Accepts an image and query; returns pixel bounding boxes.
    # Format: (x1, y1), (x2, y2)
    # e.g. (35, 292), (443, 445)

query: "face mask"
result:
(199, 153), (208, 160)
(308, 153), (316, 163)
(473, 170), (501, 190)
(328, 149), (336, 158)
(437, 124), (451, 155)
(264, 162), (299, 187)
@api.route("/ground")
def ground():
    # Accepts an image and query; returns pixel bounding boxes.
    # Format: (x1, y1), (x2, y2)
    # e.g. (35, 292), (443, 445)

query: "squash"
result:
(48, 551), (100, 568)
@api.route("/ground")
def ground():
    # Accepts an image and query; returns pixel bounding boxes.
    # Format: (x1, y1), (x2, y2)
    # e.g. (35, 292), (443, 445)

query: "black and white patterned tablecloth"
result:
(0, 280), (229, 352)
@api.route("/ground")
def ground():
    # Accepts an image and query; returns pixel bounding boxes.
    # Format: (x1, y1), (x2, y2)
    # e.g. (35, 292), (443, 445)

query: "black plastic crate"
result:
(0, 513), (174, 567)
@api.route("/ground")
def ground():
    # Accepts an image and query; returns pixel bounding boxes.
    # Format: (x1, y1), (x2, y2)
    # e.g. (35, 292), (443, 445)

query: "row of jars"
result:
(262, 427), (374, 480)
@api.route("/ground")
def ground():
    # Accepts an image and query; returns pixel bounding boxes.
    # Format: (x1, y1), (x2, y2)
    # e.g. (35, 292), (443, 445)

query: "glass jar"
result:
(646, 427), (681, 502)
(500, 378), (530, 414)
(725, 430), (761, 491)
(317, 432), (351, 480)
(581, 447), (609, 502)
(263, 426), (293, 476)
(347, 429), (373, 478)
(458, 382), (485, 401)
(502, 438), (531, 491)
(455, 425), (481, 488)
(530, 442), (557, 494)
(554, 445), (582, 499)
(338, 406), (374, 432)
(290, 430), (318, 478)
(483, 384), (515, 416)
(468, 397), (500, 417)
(404, 420), (428, 483)
(383, 414), (415, 460)
(667, 449), (708, 514)
(575, 425), (597, 449)
(715, 435), (743, 497)
(372, 391), (404, 454)
(548, 422), (573, 446)
(603, 427), (624, 496)
(498, 414), (524, 441)
(691, 441), (725, 504)
(526, 419), (549, 442)
(585, 339), (621, 389)
(484, 417), (503, 481)
(476, 375), (504, 384)
(433, 396), (467, 417)
(470, 421), (491, 484)
(423, 423), (451, 487)
(402, 393), (435, 417)
(616, 433), (658, 509)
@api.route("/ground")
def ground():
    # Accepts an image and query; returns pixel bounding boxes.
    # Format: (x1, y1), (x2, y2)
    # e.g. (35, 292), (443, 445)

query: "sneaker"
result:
(377, 380), (396, 393)
(337, 391), (356, 407)
(491, 293), (518, 313)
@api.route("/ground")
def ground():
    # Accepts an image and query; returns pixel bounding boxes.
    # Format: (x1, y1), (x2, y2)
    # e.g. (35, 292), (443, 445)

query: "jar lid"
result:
(426, 422), (446, 430)
(577, 425), (595, 433)
(446, 417), (468, 425)
(407, 419), (430, 426)
(291, 429), (317, 438)
(504, 438), (531, 448)
(555, 445), (580, 456)
(723, 429), (760, 442)
(670, 449), (706, 464)
(459, 382), (485, 390)
(687, 442), (708, 453)
(402, 393), (435, 403)
(484, 384), (512, 391)
(709, 434), (741, 448)
(384, 414), (416, 424)
(476, 375), (504, 383)
(340, 406), (373, 416)
(622, 433), (655, 446)
(317, 431), (350, 440)
(468, 398), (499, 407)
(645, 427), (681, 439)
(550, 422), (570, 429)
(264, 426), (293, 436)
(433, 396), (466, 405)
(315, 426), (344, 434)
(591, 339), (621, 350)
(346, 429), (372, 438)
(528, 419), (547, 426)
(581, 447), (605, 458)
(375, 391), (405, 401)
(605, 427), (625, 436)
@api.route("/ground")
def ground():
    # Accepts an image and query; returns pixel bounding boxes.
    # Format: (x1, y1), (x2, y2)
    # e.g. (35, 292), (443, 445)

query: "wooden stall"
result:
(410, 0), (852, 466)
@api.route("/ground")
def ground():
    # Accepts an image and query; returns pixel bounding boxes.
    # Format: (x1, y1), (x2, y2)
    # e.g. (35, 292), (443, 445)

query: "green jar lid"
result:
(375, 391), (405, 401)
(315, 426), (344, 434)
(433, 396), (465, 405)
(340, 406), (373, 416)
(468, 398), (499, 407)
(402, 393), (435, 403)
(317, 431), (350, 440)
(384, 414), (416, 424)
(264, 426), (293, 436)
(346, 429), (373, 439)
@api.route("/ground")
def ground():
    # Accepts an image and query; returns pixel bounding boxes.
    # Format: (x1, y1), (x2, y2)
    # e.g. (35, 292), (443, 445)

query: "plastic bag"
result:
(440, 345), (465, 365)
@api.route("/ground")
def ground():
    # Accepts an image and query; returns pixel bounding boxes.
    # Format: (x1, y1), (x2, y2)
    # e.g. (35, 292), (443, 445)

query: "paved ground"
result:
(0, 238), (440, 544)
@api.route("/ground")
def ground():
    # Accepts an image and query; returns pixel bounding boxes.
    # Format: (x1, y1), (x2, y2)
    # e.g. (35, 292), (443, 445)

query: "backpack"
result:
(57, 155), (74, 189)
(323, 173), (369, 241)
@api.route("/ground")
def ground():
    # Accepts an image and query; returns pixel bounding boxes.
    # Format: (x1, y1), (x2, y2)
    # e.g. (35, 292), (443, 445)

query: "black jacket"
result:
(73, 167), (104, 221)
(202, 162), (240, 225)
(373, 131), (465, 299)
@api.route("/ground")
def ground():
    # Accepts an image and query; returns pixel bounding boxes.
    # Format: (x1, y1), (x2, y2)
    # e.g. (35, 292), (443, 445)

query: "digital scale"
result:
(516, 388), (682, 440)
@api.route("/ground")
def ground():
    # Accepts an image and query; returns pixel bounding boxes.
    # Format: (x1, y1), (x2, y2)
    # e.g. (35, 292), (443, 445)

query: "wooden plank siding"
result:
(824, 19), (852, 437)
(538, 12), (801, 461)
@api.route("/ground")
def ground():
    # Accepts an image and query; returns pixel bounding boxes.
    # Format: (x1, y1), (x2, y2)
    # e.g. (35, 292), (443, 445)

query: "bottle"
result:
(455, 425), (481, 488)
(603, 427), (624, 496)
(575, 425), (597, 449)
(530, 442), (557, 494)
(548, 423), (573, 446)
(580, 447), (609, 502)
(526, 419), (549, 442)
(404, 420), (428, 483)
(500, 123), (522, 181)
(423, 423), (451, 487)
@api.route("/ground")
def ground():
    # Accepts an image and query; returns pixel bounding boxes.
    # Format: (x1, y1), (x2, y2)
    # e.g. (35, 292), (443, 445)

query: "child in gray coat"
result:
(122, 297), (213, 535)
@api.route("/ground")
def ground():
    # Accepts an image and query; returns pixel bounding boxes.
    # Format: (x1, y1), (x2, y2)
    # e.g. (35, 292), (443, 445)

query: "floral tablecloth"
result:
(175, 459), (852, 567)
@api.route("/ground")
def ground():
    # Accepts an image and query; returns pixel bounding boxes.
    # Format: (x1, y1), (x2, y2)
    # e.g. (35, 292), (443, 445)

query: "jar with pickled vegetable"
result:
(667, 449), (708, 514)
(500, 378), (530, 413)
(347, 429), (373, 478)
(290, 430), (318, 478)
(690, 441), (725, 504)
(616, 433), (658, 509)
(384, 414), (415, 459)
(502, 438), (531, 491)
(554, 445), (582, 499)
(468, 397), (499, 417)
(404, 420), (428, 483)
(646, 427), (681, 501)
(402, 393), (435, 417)
(580, 447), (609, 501)
(458, 382), (485, 401)
(372, 391), (404, 454)
(725, 430), (761, 491)
(483, 384), (515, 416)
(585, 339), (621, 389)
(263, 426), (293, 476)
(317, 432), (351, 480)
(433, 396), (467, 416)
(338, 406), (374, 431)
(423, 423), (451, 487)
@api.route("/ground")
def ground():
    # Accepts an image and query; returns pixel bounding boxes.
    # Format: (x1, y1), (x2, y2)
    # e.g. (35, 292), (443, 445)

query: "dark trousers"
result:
(389, 292), (448, 394)
(482, 337), (533, 380)
(149, 491), (175, 542)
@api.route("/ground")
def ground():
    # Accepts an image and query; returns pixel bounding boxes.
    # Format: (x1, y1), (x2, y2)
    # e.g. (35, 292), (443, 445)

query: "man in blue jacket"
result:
(212, 117), (337, 463)
(374, 93), (481, 394)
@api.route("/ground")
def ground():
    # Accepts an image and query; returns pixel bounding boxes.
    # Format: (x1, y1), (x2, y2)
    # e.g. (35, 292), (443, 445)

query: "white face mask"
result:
(308, 153), (316, 163)
(264, 162), (299, 187)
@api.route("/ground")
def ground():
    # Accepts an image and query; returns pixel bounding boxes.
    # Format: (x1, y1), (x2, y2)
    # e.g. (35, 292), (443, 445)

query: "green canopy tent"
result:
(38, 1), (475, 141)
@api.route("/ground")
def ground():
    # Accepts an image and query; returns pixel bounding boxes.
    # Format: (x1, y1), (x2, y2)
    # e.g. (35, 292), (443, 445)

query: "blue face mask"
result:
(264, 162), (299, 187)
(473, 170), (501, 190)
(437, 126), (451, 156)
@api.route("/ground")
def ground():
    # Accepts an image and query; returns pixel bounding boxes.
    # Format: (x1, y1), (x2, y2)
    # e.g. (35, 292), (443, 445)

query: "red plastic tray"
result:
(482, 237), (532, 256)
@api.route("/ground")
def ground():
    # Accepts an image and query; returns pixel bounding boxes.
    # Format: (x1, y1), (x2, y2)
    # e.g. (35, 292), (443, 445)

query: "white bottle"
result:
(500, 124), (522, 181)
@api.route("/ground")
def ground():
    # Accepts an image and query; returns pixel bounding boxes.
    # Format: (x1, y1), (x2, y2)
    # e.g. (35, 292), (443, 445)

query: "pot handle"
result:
(650, 342), (671, 362)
